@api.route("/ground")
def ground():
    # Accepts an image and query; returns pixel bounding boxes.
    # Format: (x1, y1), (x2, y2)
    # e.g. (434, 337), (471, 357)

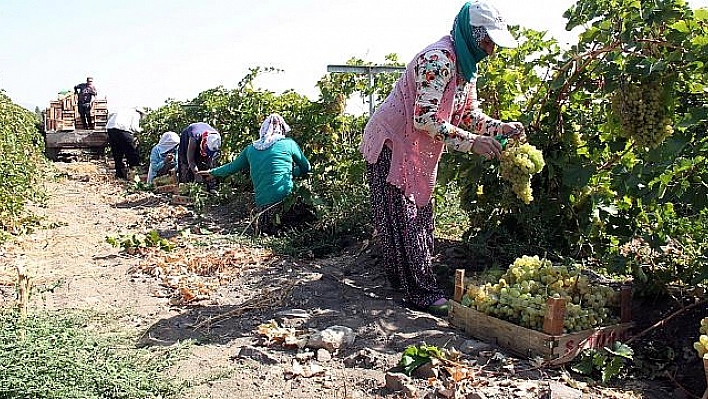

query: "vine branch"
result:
(625, 299), (707, 344)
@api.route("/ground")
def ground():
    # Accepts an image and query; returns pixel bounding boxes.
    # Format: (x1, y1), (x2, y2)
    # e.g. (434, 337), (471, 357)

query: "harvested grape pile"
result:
(462, 255), (620, 333)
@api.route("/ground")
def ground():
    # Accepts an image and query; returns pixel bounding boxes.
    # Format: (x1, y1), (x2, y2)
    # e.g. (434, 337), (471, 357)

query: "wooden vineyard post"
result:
(620, 285), (632, 323)
(16, 264), (30, 319)
(543, 297), (566, 335)
(454, 269), (465, 303)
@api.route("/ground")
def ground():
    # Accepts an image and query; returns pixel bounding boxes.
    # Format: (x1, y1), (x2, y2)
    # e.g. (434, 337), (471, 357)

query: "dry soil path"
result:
(0, 162), (669, 399)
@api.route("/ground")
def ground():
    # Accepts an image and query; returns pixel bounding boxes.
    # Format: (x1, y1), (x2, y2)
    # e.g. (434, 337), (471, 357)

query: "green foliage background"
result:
(434, 0), (708, 291)
(119, 1), (708, 288)
(0, 91), (46, 240)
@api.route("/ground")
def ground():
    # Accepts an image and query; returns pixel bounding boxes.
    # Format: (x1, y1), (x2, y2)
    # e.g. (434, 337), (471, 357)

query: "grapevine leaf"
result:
(562, 163), (595, 188)
(570, 353), (593, 375)
(601, 356), (624, 383)
(695, 9), (708, 21)
(605, 342), (634, 360)
(670, 20), (690, 33)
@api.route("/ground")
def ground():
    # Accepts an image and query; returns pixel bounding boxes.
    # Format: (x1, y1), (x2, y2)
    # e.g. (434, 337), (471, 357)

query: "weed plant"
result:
(0, 310), (184, 399)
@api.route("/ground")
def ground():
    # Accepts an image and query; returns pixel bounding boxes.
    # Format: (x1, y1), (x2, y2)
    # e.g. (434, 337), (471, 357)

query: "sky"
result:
(1, 0), (707, 114)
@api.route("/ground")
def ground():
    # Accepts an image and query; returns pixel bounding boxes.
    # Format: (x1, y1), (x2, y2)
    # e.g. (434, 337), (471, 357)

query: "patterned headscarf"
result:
(253, 114), (291, 151)
(155, 131), (179, 155)
(452, 2), (490, 81)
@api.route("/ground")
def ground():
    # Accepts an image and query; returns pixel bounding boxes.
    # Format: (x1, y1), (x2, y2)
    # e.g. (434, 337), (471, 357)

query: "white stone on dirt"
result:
(411, 361), (438, 379)
(461, 339), (493, 355)
(306, 325), (355, 352)
(275, 309), (310, 318)
(316, 348), (332, 362)
(343, 348), (388, 369)
(548, 381), (582, 399)
(402, 383), (419, 398)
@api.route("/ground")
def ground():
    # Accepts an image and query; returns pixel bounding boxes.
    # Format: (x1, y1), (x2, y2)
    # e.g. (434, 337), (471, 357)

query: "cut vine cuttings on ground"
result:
(128, 245), (275, 305)
(106, 230), (175, 253)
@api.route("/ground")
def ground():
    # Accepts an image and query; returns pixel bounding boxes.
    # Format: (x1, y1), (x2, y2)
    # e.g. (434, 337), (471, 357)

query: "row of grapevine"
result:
(0, 91), (46, 240)
(139, 63), (403, 251)
(139, 1), (707, 290)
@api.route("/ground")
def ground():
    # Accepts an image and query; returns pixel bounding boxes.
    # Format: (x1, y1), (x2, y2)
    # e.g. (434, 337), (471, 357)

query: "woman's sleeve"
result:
(147, 147), (162, 183)
(291, 141), (311, 177)
(210, 148), (248, 177)
(458, 81), (505, 136)
(412, 49), (476, 150)
(186, 138), (198, 170)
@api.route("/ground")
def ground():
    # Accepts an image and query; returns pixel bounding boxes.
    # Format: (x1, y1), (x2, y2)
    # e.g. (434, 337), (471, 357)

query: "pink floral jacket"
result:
(360, 35), (504, 207)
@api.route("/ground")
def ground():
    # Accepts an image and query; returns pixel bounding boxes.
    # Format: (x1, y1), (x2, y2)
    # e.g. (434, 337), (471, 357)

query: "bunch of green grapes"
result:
(694, 317), (708, 358)
(462, 255), (620, 333)
(611, 81), (673, 149)
(499, 143), (545, 204)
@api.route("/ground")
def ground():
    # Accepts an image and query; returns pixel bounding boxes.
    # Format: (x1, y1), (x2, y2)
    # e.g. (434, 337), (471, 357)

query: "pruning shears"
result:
(494, 134), (509, 149)
(494, 127), (524, 150)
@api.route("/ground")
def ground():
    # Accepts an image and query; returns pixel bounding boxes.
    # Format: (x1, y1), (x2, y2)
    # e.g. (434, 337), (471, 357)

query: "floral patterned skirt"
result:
(365, 145), (443, 308)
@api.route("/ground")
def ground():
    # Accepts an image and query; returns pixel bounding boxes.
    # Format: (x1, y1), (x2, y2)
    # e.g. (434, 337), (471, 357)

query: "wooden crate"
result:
(155, 184), (179, 194)
(449, 269), (633, 365)
(171, 195), (192, 205)
(56, 120), (75, 131)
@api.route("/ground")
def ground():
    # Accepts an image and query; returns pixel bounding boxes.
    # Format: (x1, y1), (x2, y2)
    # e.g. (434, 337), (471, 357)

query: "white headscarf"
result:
(156, 131), (179, 154)
(253, 114), (290, 150)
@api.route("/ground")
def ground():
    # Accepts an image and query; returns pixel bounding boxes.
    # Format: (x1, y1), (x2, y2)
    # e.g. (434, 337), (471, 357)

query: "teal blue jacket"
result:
(210, 138), (311, 207)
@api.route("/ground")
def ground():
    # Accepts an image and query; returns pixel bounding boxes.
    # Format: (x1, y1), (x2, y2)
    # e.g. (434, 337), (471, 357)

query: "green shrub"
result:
(0, 310), (183, 399)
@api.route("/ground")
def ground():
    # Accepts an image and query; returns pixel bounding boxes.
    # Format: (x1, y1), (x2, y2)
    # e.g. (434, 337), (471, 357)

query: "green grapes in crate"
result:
(694, 317), (708, 359)
(462, 255), (620, 333)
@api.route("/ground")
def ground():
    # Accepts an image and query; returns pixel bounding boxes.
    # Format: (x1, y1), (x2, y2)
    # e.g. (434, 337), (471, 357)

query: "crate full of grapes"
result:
(449, 256), (633, 366)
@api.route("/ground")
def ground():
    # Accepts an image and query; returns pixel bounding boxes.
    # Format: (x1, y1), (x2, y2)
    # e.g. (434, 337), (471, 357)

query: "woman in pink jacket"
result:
(360, 0), (526, 315)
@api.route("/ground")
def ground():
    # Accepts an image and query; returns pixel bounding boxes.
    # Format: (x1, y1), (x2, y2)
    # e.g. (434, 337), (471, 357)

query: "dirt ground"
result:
(0, 161), (705, 399)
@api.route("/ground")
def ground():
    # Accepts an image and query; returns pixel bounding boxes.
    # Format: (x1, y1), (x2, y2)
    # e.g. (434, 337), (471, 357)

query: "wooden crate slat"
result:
(450, 301), (553, 358)
(45, 130), (108, 147)
(703, 357), (707, 399)
(450, 301), (633, 364)
(549, 323), (634, 364)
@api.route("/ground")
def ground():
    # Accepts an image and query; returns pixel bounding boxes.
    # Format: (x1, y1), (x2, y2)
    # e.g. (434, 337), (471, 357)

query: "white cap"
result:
(206, 133), (221, 152)
(468, 0), (518, 48)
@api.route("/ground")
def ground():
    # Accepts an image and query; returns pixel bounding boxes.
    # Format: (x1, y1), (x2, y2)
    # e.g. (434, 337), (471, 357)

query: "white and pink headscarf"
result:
(253, 113), (290, 150)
